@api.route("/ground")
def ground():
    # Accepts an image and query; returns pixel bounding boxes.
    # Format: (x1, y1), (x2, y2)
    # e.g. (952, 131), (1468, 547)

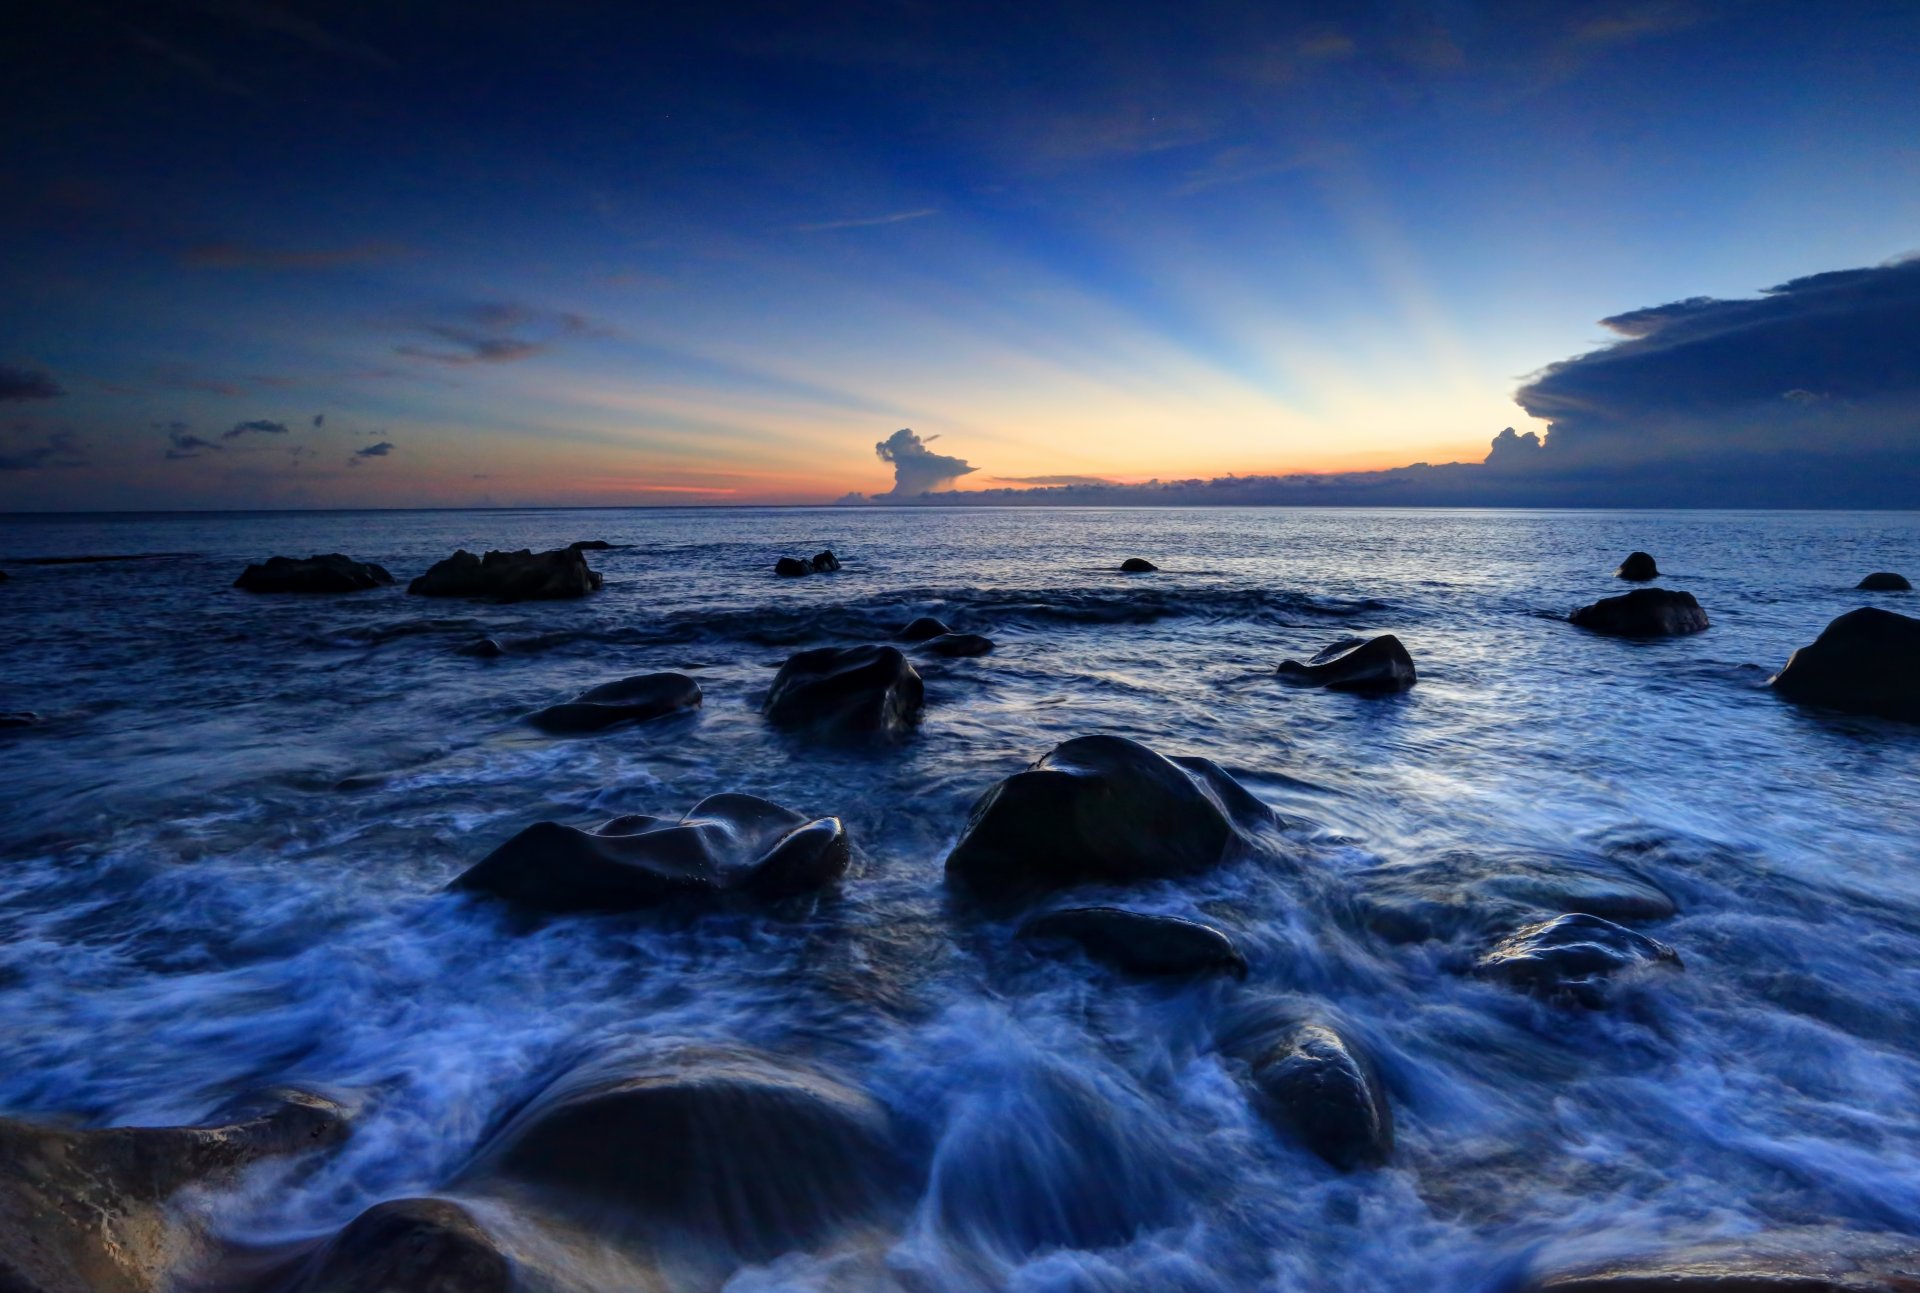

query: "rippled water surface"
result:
(2, 506), (1918, 1291)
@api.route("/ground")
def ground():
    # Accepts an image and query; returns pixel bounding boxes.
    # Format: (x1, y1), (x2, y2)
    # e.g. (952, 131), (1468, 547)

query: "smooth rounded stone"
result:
(1276, 634), (1416, 693)
(1476, 912), (1682, 1008)
(1119, 557), (1158, 572)
(810, 549), (842, 572)
(898, 615), (955, 642)
(1858, 571), (1912, 591)
(455, 637), (505, 659)
(945, 734), (1276, 902)
(1251, 1023), (1394, 1170)
(1770, 607), (1920, 722)
(763, 645), (924, 737)
(774, 556), (814, 577)
(1615, 551), (1660, 581)
(0, 1089), (348, 1293)
(0, 712), (44, 729)
(1569, 588), (1709, 637)
(287, 1198), (510, 1293)
(1525, 1230), (1920, 1293)
(471, 1048), (904, 1260)
(451, 793), (850, 914)
(918, 632), (994, 658)
(1017, 906), (1248, 979)
(1352, 852), (1677, 944)
(234, 553), (394, 593)
(409, 548), (602, 601)
(527, 672), (701, 734)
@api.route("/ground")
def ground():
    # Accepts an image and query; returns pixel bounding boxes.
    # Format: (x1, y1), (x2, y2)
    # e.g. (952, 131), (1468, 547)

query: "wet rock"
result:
(1276, 634), (1416, 693)
(1352, 852), (1676, 944)
(810, 549), (842, 572)
(1569, 588), (1709, 637)
(568, 539), (620, 550)
(1615, 551), (1660, 581)
(1770, 607), (1920, 722)
(451, 793), (849, 913)
(763, 645), (924, 737)
(527, 672), (701, 734)
(0, 570), (8, 582)
(0, 1089), (348, 1293)
(1251, 1023), (1394, 1170)
(1525, 1230), (1920, 1293)
(1858, 572), (1912, 591)
(0, 712), (43, 730)
(919, 632), (994, 658)
(945, 734), (1276, 902)
(1476, 912), (1681, 1008)
(1120, 557), (1158, 572)
(234, 553), (394, 594)
(287, 1198), (510, 1293)
(898, 616), (955, 642)
(455, 637), (505, 659)
(409, 549), (602, 601)
(1018, 906), (1248, 979)
(774, 556), (814, 577)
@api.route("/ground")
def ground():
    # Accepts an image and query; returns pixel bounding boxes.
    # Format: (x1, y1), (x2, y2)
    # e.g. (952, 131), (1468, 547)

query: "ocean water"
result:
(1, 505), (1918, 1292)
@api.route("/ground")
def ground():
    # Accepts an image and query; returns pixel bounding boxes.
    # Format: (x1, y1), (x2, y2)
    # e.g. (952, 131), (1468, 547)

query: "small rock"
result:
(455, 637), (505, 658)
(234, 553), (394, 593)
(1250, 1023), (1394, 1170)
(763, 645), (924, 737)
(1569, 588), (1709, 636)
(898, 616), (954, 641)
(1615, 551), (1660, 581)
(1018, 907), (1247, 978)
(775, 556), (814, 577)
(810, 549), (842, 572)
(919, 632), (994, 658)
(1120, 557), (1158, 573)
(1771, 606), (1920, 721)
(409, 548), (601, 601)
(1859, 571), (1912, 592)
(527, 672), (701, 734)
(569, 539), (619, 550)
(1476, 912), (1681, 1007)
(1276, 635), (1416, 693)
(287, 1198), (510, 1293)
(1352, 851), (1676, 944)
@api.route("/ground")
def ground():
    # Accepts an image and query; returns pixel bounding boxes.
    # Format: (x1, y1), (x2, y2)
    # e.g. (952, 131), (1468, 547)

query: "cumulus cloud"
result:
(0, 365), (63, 401)
(223, 418), (291, 440)
(874, 427), (977, 498)
(348, 440), (394, 465)
(0, 430), (87, 471)
(396, 303), (593, 365)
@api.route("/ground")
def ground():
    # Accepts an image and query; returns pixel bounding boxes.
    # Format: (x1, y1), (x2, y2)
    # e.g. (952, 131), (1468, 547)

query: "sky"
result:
(2, 0), (1918, 510)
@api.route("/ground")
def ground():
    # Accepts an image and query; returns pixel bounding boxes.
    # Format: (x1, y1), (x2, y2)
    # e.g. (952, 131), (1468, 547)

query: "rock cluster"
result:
(409, 547), (602, 600)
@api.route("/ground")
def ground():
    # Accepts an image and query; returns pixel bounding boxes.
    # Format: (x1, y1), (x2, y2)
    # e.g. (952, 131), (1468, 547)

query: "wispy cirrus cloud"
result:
(793, 208), (938, 233)
(395, 303), (595, 365)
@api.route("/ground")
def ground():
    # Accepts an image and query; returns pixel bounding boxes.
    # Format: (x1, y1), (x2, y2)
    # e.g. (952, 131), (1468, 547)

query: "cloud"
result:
(874, 427), (977, 497)
(347, 440), (394, 465)
(223, 418), (291, 440)
(793, 209), (939, 233)
(991, 473), (1116, 487)
(1482, 426), (1543, 470)
(395, 303), (594, 365)
(0, 365), (63, 401)
(312, 413), (325, 427)
(182, 240), (409, 270)
(0, 430), (87, 471)
(161, 422), (224, 459)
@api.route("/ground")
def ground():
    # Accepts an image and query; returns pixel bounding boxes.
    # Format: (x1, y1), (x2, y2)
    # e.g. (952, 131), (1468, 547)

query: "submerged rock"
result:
(409, 548), (602, 601)
(1569, 588), (1709, 637)
(919, 632), (994, 658)
(1352, 851), (1676, 944)
(1250, 1022), (1394, 1170)
(452, 793), (849, 913)
(1858, 571), (1912, 591)
(1120, 557), (1158, 572)
(1770, 607), (1920, 722)
(527, 671), (701, 734)
(568, 539), (621, 551)
(234, 553), (394, 593)
(1276, 635), (1416, 693)
(287, 1198), (510, 1293)
(945, 734), (1275, 901)
(898, 615), (954, 641)
(763, 645), (924, 737)
(1615, 551), (1660, 581)
(455, 637), (505, 658)
(1476, 912), (1681, 1007)
(1018, 906), (1248, 979)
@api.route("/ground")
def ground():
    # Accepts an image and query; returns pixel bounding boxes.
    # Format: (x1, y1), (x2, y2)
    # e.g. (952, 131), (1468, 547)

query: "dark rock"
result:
(451, 793), (849, 913)
(1250, 1023), (1393, 1170)
(0, 1089), (347, 1293)
(1119, 557), (1158, 572)
(919, 632), (994, 658)
(233, 553), (394, 594)
(1771, 607), (1920, 722)
(0, 713), (43, 730)
(1018, 906), (1247, 979)
(0, 571), (8, 582)
(455, 637), (505, 659)
(1569, 588), (1709, 636)
(568, 539), (619, 550)
(774, 556), (814, 577)
(527, 672), (701, 734)
(287, 1198), (509, 1293)
(1859, 572), (1912, 591)
(1276, 634), (1416, 693)
(898, 616), (954, 642)
(1524, 1231), (1920, 1293)
(1615, 551), (1660, 581)
(1352, 852), (1676, 944)
(1476, 912), (1682, 1008)
(810, 549), (842, 572)
(471, 1048), (903, 1259)
(945, 735), (1276, 902)
(408, 548), (602, 601)
(763, 645), (924, 738)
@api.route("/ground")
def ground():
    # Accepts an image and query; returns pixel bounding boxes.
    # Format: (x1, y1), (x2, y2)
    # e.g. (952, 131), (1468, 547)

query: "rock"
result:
(1120, 557), (1158, 573)
(763, 645), (924, 738)
(1524, 1231), (1920, 1293)
(0, 713), (43, 730)
(470, 1048), (903, 1259)
(1858, 571), (1912, 592)
(451, 793), (849, 913)
(1770, 607), (1920, 721)
(455, 637), (505, 659)
(810, 549), (842, 572)
(408, 549), (602, 601)
(0, 571), (8, 582)
(568, 539), (619, 550)
(898, 616), (954, 642)
(1568, 588), (1709, 637)
(919, 632), (994, 658)
(1352, 852), (1676, 944)
(1018, 907), (1248, 979)
(0, 1089), (348, 1293)
(1476, 912), (1682, 1008)
(1276, 635), (1416, 693)
(286, 1198), (510, 1293)
(1615, 551), (1660, 581)
(233, 553), (394, 594)
(945, 735), (1275, 902)
(774, 556), (814, 577)
(527, 672), (701, 734)
(1250, 1023), (1394, 1170)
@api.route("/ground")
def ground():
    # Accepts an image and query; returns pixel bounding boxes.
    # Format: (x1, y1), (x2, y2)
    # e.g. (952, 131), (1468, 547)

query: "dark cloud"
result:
(396, 304), (593, 365)
(874, 427), (977, 498)
(0, 430), (87, 471)
(0, 365), (63, 401)
(312, 413), (325, 427)
(182, 240), (409, 270)
(223, 418), (291, 439)
(347, 440), (394, 465)
(161, 422), (224, 459)
(991, 473), (1116, 487)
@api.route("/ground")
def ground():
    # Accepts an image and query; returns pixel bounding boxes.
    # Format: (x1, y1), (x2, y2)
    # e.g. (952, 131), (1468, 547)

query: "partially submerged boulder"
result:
(898, 616), (954, 642)
(234, 553), (394, 594)
(1615, 551), (1660, 581)
(286, 1198), (510, 1293)
(810, 549), (842, 572)
(1119, 557), (1158, 573)
(1770, 607), (1920, 722)
(1569, 588), (1709, 637)
(527, 672), (701, 734)
(1276, 635), (1416, 693)
(451, 793), (849, 914)
(456, 637), (505, 659)
(1018, 907), (1248, 979)
(1858, 572), (1912, 592)
(1352, 852), (1676, 944)
(774, 550), (842, 577)
(763, 645), (924, 737)
(409, 549), (602, 601)
(568, 539), (620, 551)
(1250, 1023), (1393, 1170)
(1476, 912), (1681, 1008)
(919, 632), (994, 658)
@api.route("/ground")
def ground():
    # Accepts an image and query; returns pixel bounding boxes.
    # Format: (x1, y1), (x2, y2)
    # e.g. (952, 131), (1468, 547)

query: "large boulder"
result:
(0, 1089), (348, 1293)
(1858, 572), (1912, 591)
(286, 1198), (510, 1293)
(898, 616), (954, 642)
(1476, 912), (1681, 1008)
(234, 553), (394, 593)
(527, 672), (701, 734)
(763, 645), (924, 737)
(1249, 1023), (1393, 1170)
(1569, 588), (1709, 637)
(918, 632), (994, 658)
(945, 735), (1276, 902)
(1351, 852), (1676, 944)
(1018, 906), (1248, 979)
(409, 549), (602, 601)
(1770, 607), (1920, 722)
(1615, 551), (1660, 581)
(451, 793), (849, 914)
(1119, 557), (1158, 573)
(774, 556), (813, 577)
(1276, 635), (1416, 693)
